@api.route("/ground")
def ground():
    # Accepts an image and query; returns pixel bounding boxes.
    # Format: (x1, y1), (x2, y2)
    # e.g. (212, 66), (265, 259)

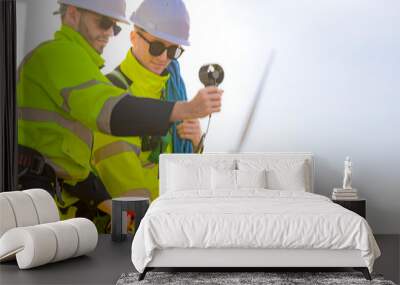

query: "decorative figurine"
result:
(342, 156), (353, 190)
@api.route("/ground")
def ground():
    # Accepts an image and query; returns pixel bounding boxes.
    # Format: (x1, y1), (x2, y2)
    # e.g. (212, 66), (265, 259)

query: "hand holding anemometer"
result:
(195, 64), (224, 153)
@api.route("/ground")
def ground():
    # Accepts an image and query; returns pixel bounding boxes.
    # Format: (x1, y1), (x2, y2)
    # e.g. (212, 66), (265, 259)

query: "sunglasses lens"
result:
(99, 17), (114, 30)
(167, 47), (177, 60)
(149, 41), (166, 57)
(113, 25), (122, 36)
(167, 46), (184, 60)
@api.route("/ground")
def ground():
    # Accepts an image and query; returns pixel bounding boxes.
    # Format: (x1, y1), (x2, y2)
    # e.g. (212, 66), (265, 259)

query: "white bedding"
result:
(131, 190), (380, 273)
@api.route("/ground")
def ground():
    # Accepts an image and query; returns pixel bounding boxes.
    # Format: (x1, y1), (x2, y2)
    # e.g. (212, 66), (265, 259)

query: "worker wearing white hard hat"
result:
(91, 0), (224, 202)
(53, 0), (129, 54)
(17, 0), (222, 232)
(56, 0), (130, 23)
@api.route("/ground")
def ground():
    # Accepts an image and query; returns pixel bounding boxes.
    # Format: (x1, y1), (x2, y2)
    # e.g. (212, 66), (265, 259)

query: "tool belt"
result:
(62, 172), (111, 213)
(17, 145), (111, 215)
(17, 145), (64, 205)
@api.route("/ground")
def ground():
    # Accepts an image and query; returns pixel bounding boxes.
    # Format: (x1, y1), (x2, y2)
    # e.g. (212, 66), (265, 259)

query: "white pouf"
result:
(42, 220), (79, 262)
(24, 188), (60, 224)
(0, 189), (98, 269)
(0, 196), (17, 237)
(0, 191), (39, 227)
(65, 218), (98, 257)
(0, 225), (57, 268)
(0, 218), (98, 269)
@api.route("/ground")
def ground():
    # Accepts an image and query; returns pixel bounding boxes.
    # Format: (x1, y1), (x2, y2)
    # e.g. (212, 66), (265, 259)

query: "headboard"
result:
(159, 152), (314, 195)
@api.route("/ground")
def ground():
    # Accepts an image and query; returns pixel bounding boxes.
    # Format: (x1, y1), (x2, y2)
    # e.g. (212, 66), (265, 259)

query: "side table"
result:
(332, 198), (366, 218)
(111, 197), (150, 242)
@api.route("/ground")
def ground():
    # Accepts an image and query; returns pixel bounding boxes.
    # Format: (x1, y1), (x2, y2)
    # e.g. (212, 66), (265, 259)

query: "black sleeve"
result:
(110, 95), (175, 136)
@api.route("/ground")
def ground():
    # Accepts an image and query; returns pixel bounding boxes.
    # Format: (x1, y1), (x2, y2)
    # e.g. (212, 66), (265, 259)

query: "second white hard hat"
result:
(130, 0), (191, 46)
(57, 0), (129, 23)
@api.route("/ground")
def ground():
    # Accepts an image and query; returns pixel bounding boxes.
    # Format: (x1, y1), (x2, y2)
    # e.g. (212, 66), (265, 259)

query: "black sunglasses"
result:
(137, 31), (184, 60)
(98, 16), (122, 36)
(78, 8), (121, 36)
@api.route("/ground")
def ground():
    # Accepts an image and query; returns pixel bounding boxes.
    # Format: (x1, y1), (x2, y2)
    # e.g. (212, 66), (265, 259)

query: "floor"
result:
(0, 234), (398, 285)
(374, 234), (400, 284)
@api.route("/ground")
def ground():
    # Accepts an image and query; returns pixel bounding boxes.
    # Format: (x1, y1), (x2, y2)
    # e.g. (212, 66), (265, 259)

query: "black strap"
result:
(63, 172), (110, 210)
(18, 145), (45, 175)
(17, 145), (64, 205)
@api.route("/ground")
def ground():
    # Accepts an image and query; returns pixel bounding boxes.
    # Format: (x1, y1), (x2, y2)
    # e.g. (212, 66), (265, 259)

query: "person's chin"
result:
(150, 64), (166, 75)
(93, 44), (105, 54)
(95, 41), (108, 54)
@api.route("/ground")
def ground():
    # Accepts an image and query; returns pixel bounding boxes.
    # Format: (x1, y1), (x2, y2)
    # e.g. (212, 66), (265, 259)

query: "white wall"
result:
(17, 0), (400, 234)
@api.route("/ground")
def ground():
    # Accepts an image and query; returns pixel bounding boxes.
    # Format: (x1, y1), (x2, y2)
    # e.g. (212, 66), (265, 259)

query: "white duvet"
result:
(131, 190), (380, 273)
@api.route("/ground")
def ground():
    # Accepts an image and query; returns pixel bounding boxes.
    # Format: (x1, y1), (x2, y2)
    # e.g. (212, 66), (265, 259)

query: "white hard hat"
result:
(57, 0), (129, 23)
(130, 0), (190, 46)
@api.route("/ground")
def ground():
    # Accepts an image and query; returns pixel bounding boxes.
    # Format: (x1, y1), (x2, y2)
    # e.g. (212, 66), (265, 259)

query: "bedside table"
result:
(111, 197), (150, 242)
(332, 198), (366, 218)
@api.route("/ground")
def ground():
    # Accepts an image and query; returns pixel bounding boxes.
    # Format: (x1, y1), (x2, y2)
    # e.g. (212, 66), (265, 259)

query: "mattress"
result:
(131, 190), (380, 273)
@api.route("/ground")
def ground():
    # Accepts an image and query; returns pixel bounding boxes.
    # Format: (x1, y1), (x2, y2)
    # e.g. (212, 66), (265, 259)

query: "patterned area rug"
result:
(116, 271), (396, 285)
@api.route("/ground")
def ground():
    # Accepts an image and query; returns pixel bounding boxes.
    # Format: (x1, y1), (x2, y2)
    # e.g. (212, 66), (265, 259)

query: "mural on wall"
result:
(16, 0), (400, 234)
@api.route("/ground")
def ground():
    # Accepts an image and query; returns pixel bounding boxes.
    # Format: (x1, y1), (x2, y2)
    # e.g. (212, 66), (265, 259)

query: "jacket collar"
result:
(120, 49), (170, 95)
(55, 25), (105, 68)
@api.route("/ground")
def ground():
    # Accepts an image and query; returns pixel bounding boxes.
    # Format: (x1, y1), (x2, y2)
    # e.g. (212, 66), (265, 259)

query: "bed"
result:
(131, 153), (380, 281)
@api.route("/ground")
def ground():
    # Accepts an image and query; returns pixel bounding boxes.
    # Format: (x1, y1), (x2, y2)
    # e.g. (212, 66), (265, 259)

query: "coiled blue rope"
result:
(166, 60), (193, 153)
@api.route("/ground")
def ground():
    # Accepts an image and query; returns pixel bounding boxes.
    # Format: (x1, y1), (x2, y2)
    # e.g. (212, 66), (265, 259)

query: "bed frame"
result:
(139, 153), (371, 281)
(140, 248), (370, 280)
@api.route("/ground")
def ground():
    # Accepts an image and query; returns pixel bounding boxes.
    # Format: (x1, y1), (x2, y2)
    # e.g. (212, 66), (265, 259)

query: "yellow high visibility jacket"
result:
(92, 50), (173, 200)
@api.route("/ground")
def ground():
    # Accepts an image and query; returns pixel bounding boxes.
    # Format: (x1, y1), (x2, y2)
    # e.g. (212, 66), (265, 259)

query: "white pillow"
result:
(211, 168), (236, 190)
(167, 163), (211, 191)
(236, 169), (267, 189)
(267, 164), (306, 191)
(238, 159), (307, 191)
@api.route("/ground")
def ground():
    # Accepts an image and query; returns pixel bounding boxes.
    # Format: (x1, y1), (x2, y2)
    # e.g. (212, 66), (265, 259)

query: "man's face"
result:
(131, 30), (174, 75)
(76, 9), (116, 54)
